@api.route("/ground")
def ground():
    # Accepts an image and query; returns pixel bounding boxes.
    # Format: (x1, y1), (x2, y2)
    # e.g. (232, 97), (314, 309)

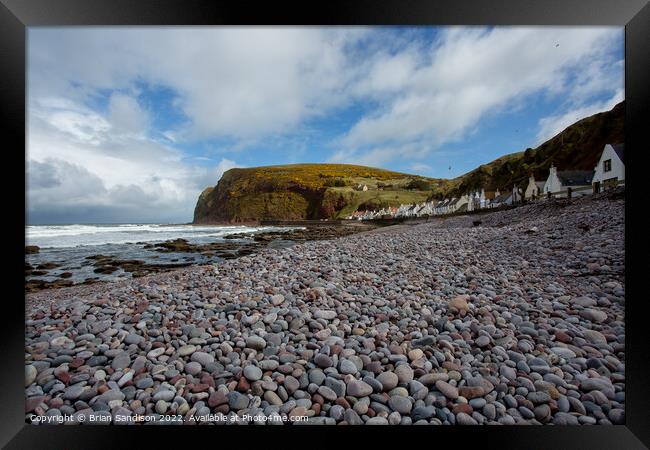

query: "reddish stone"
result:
(330, 345), (343, 356)
(452, 404), (474, 415)
(208, 391), (228, 407)
(69, 358), (85, 369)
(190, 383), (209, 393)
(48, 397), (63, 409)
(215, 404), (229, 414)
(237, 377), (250, 392)
(200, 374), (215, 388)
(442, 361), (461, 371)
(459, 386), (485, 400)
(312, 403), (321, 415)
(55, 371), (71, 384)
(366, 408), (376, 418)
(365, 361), (382, 374)
(25, 396), (46, 412)
(555, 331), (572, 343)
(336, 397), (351, 409)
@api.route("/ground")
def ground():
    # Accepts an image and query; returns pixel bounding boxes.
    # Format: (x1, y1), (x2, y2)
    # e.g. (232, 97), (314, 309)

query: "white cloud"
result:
(339, 27), (623, 164)
(108, 93), (149, 136)
(27, 94), (241, 223)
(409, 162), (433, 173)
(29, 27), (368, 140)
(536, 89), (624, 143)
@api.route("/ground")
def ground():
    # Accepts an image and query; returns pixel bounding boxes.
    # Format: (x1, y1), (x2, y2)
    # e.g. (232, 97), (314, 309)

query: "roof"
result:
(611, 143), (624, 164)
(557, 170), (594, 186)
(457, 203), (468, 212)
(494, 192), (512, 203)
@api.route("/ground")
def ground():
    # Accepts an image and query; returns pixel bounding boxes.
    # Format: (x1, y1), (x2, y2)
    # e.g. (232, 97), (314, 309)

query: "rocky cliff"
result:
(193, 164), (445, 223)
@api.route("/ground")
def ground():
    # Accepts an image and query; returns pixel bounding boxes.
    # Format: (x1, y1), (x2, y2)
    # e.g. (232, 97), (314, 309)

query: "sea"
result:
(25, 223), (298, 284)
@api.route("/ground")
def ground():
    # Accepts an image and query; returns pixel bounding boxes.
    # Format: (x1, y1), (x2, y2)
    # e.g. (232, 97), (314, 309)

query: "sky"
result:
(26, 26), (624, 224)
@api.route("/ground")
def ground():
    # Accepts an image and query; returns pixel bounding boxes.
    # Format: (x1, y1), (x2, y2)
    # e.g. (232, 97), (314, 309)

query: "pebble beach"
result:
(25, 191), (625, 425)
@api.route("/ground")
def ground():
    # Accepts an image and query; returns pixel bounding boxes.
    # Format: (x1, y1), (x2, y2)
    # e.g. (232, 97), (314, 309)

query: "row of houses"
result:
(525, 143), (625, 199)
(347, 143), (624, 221)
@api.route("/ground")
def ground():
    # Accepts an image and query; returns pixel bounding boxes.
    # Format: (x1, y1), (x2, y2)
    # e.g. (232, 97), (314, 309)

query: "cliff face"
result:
(193, 164), (443, 223)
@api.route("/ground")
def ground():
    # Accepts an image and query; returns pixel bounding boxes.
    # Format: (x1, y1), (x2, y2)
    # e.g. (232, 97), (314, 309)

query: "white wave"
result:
(25, 224), (303, 249)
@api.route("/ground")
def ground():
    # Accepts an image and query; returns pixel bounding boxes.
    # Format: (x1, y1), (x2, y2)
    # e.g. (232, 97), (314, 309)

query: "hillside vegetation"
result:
(436, 101), (624, 198)
(193, 164), (448, 223)
(193, 101), (624, 222)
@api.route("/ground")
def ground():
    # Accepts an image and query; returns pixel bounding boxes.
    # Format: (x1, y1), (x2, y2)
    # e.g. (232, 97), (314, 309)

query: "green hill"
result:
(434, 101), (624, 198)
(193, 163), (449, 223)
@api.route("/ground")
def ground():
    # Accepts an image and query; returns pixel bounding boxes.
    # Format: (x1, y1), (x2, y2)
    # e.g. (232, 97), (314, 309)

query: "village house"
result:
(483, 189), (498, 207)
(524, 174), (545, 200)
(443, 198), (457, 214)
(435, 199), (450, 215)
(458, 193), (472, 212)
(592, 143), (624, 192)
(492, 190), (513, 207)
(542, 164), (594, 198)
(512, 185), (523, 204)
(418, 201), (436, 216)
(486, 189), (500, 208)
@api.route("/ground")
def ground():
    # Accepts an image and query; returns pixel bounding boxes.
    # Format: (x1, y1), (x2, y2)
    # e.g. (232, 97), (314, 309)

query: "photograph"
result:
(23, 25), (626, 427)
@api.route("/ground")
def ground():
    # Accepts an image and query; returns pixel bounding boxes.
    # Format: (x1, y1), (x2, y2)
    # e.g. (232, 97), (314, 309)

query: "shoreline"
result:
(25, 223), (379, 294)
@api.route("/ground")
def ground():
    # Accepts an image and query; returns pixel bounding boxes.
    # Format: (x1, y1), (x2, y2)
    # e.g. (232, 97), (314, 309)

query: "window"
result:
(603, 159), (612, 172)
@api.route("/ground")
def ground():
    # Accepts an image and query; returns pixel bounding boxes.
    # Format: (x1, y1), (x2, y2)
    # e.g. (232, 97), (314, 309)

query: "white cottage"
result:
(592, 143), (624, 192)
(454, 194), (470, 212)
(492, 190), (513, 207)
(524, 175), (545, 200)
(542, 165), (594, 198)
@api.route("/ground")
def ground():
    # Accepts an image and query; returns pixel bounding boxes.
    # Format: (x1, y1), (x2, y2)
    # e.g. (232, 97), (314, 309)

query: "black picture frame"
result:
(2, 0), (648, 448)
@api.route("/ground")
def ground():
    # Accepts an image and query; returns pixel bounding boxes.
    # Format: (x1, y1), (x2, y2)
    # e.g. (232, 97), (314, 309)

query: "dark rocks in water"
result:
(25, 245), (40, 254)
(94, 266), (119, 274)
(154, 238), (192, 252)
(25, 277), (75, 292)
(36, 262), (61, 270)
(223, 234), (246, 240)
(115, 260), (145, 273)
(25, 225), (370, 293)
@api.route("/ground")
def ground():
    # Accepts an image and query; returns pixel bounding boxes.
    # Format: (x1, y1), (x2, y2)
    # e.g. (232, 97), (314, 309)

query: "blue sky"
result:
(27, 27), (624, 224)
